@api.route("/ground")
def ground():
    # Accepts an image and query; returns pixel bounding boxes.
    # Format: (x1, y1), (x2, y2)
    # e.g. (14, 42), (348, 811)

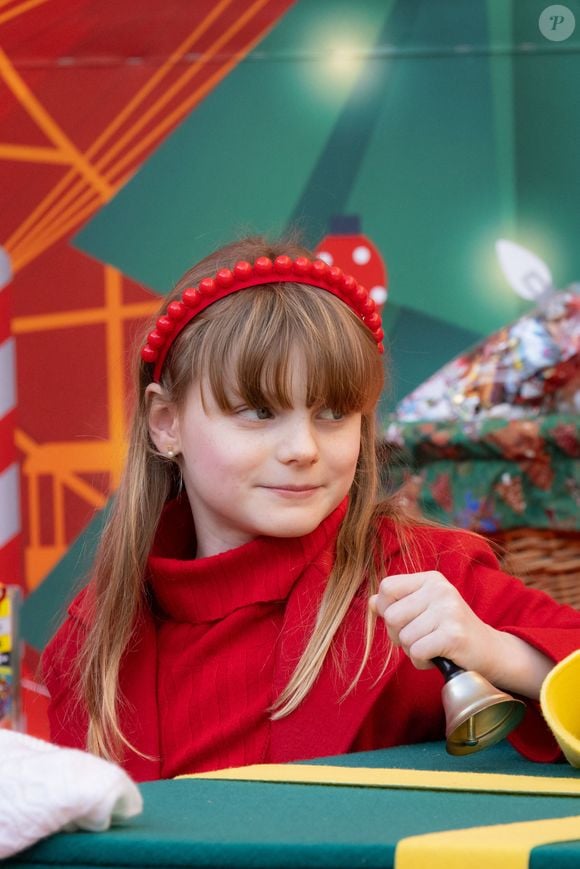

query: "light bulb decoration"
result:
(495, 239), (556, 308)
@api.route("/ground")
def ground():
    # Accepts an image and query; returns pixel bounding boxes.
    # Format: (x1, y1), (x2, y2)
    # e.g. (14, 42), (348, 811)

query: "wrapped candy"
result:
(395, 270), (579, 423)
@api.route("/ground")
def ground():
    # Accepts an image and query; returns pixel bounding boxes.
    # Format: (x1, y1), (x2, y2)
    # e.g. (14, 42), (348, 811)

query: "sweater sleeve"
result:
(428, 526), (580, 762)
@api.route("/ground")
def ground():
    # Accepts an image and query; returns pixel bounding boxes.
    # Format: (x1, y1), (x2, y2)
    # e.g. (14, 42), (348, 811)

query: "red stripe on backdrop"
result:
(22, 644), (50, 740)
(0, 409), (17, 472)
(0, 287), (11, 344)
(0, 534), (22, 584)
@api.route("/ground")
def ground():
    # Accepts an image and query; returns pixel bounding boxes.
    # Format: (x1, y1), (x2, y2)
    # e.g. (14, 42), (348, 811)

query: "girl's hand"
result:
(368, 570), (495, 675)
(368, 571), (554, 699)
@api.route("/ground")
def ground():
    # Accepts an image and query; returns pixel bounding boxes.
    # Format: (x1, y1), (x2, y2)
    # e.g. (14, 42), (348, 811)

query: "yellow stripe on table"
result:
(182, 763), (580, 796)
(395, 815), (580, 869)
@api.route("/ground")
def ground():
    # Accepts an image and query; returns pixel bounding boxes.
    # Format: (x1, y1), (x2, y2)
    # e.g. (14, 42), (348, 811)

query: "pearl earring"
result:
(167, 447), (176, 459)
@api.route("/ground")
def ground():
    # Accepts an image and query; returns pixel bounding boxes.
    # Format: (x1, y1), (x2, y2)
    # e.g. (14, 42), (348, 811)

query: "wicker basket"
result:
(487, 528), (580, 610)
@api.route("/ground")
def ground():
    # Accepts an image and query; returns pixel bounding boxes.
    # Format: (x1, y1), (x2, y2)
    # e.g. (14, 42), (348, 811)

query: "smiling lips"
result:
(263, 484), (321, 497)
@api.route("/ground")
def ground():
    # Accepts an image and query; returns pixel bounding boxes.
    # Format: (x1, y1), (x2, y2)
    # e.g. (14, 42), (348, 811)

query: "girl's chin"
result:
(257, 516), (326, 539)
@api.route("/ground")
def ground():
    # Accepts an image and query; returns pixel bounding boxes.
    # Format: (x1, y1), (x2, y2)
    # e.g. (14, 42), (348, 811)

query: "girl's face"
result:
(151, 355), (362, 558)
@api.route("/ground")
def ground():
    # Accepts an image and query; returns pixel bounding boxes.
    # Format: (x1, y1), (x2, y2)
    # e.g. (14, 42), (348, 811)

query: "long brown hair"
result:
(74, 236), (402, 760)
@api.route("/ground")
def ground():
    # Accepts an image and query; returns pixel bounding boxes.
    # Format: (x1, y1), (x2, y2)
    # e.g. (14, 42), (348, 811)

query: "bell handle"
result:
(432, 656), (464, 681)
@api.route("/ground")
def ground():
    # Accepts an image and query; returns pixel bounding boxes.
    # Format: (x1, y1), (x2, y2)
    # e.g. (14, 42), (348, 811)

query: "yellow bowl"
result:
(540, 649), (580, 768)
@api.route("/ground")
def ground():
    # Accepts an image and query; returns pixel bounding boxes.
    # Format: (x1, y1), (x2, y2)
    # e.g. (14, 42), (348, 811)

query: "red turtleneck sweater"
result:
(144, 497), (345, 778)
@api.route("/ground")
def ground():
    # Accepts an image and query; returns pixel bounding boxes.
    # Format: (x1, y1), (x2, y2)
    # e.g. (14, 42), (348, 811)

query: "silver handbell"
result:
(434, 657), (526, 755)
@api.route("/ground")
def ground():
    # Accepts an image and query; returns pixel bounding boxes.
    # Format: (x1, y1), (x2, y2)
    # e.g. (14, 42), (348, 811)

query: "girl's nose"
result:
(277, 416), (319, 465)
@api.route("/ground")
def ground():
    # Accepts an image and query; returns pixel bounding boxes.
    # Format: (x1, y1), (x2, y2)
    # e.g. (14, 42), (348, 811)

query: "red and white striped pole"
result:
(0, 246), (23, 590)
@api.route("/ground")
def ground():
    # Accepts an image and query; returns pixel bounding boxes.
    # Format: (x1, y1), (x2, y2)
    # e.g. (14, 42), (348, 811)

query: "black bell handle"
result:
(432, 656), (464, 681)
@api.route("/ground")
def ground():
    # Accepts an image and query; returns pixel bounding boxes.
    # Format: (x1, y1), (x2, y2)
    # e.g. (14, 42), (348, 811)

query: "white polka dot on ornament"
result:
(370, 285), (388, 305)
(317, 250), (333, 266)
(352, 245), (371, 265)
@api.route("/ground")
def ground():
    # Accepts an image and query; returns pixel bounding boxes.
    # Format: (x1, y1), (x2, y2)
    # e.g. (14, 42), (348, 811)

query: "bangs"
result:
(180, 284), (384, 414)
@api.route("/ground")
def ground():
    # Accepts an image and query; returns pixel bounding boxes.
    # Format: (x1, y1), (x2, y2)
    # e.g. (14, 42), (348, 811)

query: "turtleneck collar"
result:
(147, 496), (348, 625)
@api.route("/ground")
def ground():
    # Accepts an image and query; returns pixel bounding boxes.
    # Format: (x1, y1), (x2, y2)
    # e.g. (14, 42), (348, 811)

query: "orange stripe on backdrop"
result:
(9, 158), (150, 270)
(12, 272), (156, 584)
(0, 48), (111, 198)
(5, 165), (82, 253)
(0, 0), (50, 27)
(10, 191), (102, 271)
(16, 427), (110, 587)
(11, 18), (273, 268)
(94, 0), (268, 179)
(5, 0), (235, 253)
(88, 0), (236, 173)
(6, 0), (281, 272)
(11, 299), (158, 334)
(53, 465), (65, 548)
(98, 0), (274, 186)
(38, 274), (129, 546)
(104, 266), (127, 489)
(0, 144), (70, 164)
(9, 3), (271, 266)
(16, 431), (111, 502)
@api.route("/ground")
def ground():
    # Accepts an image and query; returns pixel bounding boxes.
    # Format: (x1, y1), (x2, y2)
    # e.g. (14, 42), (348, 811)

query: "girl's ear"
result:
(146, 383), (180, 455)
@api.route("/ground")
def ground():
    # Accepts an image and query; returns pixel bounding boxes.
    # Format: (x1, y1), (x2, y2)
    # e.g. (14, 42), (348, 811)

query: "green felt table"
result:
(6, 742), (580, 869)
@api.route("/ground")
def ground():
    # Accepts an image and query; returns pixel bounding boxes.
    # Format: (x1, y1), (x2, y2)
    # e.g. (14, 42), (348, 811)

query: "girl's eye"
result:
(318, 407), (345, 421)
(255, 406), (273, 420)
(237, 406), (274, 420)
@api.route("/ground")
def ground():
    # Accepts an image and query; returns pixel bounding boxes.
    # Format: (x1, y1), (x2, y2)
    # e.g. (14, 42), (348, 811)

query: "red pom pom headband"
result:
(141, 255), (384, 382)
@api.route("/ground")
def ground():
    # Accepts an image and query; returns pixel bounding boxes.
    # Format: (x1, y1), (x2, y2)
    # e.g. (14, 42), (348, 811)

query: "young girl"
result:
(42, 236), (580, 781)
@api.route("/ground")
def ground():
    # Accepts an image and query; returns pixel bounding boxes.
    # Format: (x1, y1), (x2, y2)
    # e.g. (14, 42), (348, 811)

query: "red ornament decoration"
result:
(315, 215), (388, 309)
